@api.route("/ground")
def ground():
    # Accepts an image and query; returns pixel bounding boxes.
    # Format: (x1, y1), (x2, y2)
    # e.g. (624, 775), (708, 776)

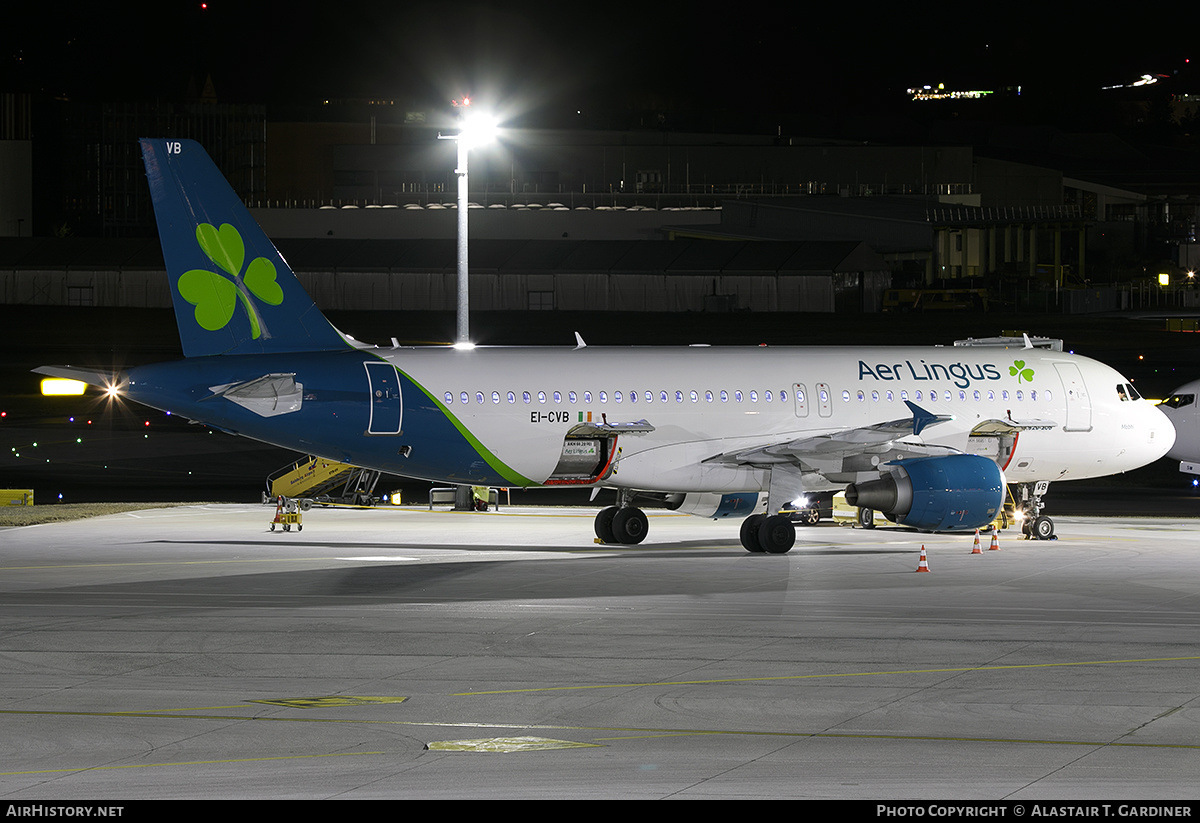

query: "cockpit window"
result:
(1161, 393), (1195, 409)
(1116, 383), (1142, 401)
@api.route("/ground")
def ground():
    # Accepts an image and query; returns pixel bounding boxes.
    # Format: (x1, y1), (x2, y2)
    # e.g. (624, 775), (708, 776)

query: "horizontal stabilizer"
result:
(32, 365), (124, 391)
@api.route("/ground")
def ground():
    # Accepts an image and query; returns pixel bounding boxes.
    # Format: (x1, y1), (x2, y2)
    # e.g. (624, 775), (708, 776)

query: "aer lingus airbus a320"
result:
(36, 139), (1176, 552)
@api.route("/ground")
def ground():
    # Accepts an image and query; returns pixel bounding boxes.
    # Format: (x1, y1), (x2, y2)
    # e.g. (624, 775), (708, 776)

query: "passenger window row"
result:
(443, 389), (794, 405)
(842, 388), (1052, 403)
(441, 386), (1053, 405)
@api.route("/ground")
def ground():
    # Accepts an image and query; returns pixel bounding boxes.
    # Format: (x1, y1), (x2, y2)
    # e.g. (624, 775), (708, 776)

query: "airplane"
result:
(1158, 379), (1200, 477)
(35, 139), (1177, 551)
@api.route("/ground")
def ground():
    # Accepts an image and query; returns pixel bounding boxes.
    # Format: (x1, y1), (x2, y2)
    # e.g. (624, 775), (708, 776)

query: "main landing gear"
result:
(594, 492), (649, 545)
(1016, 480), (1056, 541)
(739, 513), (795, 554)
(738, 466), (801, 554)
(591, 487), (798, 553)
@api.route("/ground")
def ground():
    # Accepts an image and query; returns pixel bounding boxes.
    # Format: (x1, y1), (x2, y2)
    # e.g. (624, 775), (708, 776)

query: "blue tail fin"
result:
(140, 138), (349, 357)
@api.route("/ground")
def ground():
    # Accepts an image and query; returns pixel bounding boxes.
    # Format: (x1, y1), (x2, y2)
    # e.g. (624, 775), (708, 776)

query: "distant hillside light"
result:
(1159, 272), (1171, 287)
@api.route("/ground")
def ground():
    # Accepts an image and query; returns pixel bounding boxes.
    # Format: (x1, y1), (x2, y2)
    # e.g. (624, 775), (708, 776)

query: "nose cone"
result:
(1150, 401), (1178, 461)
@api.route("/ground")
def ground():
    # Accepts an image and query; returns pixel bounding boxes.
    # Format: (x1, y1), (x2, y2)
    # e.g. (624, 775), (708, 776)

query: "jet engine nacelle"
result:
(669, 492), (764, 519)
(843, 455), (1003, 532)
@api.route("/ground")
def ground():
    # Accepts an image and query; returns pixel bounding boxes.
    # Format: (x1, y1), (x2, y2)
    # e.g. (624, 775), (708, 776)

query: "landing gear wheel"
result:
(740, 514), (766, 552)
(611, 507), (648, 545)
(1032, 515), (1055, 540)
(594, 506), (618, 543)
(857, 507), (876, 529)
(758, 514), (796, 554)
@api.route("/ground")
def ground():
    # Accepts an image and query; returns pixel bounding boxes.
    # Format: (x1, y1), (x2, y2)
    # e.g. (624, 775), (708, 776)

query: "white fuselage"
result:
(378, 344), (1173, 493)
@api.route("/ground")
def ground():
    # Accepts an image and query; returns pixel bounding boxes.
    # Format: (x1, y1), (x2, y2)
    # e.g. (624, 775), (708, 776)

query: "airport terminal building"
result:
(2, 102), (1197, 315)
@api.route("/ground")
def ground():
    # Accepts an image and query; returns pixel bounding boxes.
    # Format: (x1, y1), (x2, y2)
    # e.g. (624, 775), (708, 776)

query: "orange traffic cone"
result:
(988, 526), (1000, 551)
(916, 545), (931, 572)
(971, 529), (982, 554)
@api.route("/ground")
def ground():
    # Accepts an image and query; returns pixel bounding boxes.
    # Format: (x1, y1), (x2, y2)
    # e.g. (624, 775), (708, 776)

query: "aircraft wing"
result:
(704, 401), (956, 468)
(703, 401), (1062, 488)
(705, 425), (958, 472)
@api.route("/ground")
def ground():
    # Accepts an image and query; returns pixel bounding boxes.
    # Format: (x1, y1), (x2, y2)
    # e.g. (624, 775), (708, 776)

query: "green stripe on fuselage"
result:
(389, 361), (536, 487)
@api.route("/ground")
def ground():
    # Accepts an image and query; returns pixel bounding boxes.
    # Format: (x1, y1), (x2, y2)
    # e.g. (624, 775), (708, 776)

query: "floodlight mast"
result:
(453, 134), (470, 346)
(439, 97), (496, 511)
(438, 97), (497, 349)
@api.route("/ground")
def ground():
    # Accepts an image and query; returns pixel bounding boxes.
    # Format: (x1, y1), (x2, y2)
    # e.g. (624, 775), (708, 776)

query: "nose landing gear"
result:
(1017, 481), (1056, 540)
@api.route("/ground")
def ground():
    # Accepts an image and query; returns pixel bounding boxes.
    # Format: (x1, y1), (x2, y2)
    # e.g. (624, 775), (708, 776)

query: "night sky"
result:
(4, 3), (1192, 131)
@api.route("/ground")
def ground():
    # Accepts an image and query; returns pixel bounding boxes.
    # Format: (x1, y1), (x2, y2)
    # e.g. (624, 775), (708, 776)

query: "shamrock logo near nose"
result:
(1009, 359), (1034, 383)
(177, 223), (284, 339)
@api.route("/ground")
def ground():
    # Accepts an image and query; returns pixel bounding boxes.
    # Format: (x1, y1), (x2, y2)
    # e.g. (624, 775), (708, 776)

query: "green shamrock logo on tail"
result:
(178, 223), (283, 339)
(1009, 359), (1034, 383)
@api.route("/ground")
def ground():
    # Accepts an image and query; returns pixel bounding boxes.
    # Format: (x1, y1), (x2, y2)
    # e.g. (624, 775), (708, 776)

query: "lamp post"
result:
(438, 98), (497, 347)
(439, 98), (497, 511)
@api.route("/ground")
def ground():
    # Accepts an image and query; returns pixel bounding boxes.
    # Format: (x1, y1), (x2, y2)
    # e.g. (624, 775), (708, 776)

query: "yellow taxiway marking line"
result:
(4, 655), (1194, 722)
(1, 751), (381, 776)
(113, 705), (246, 713)
(4, 656), (1198, 774)
(410, 508), (689, 518)
(0, 558), (343, 571)
(594, 730), (1200, 748)
(3, 715), (1199, 777)
(0, 550), (652, 571)
(454, 655), (1200, 695)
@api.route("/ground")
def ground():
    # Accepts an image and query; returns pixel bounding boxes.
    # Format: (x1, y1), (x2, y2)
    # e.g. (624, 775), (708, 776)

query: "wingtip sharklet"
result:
(905, 400), (952, 436)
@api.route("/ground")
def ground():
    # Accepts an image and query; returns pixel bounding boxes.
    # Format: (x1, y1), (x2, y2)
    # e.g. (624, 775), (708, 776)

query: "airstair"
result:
(264, 455), (382, 507)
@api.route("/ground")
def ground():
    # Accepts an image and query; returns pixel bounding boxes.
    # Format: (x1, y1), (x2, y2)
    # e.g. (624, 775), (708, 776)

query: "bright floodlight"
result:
(459, 111), (498, 149)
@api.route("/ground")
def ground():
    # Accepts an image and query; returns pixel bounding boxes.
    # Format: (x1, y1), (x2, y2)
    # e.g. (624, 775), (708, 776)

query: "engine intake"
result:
(844, 455), (1003, 532)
